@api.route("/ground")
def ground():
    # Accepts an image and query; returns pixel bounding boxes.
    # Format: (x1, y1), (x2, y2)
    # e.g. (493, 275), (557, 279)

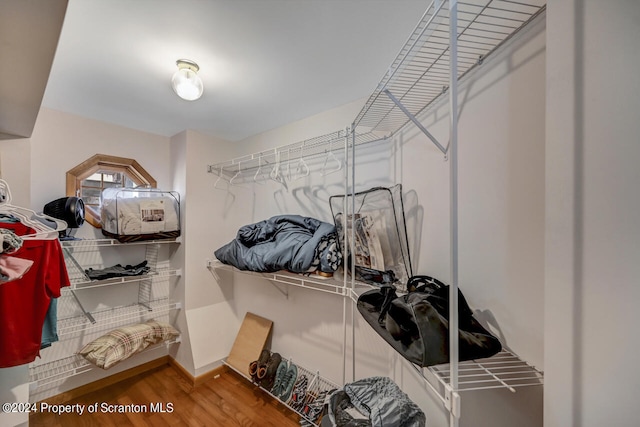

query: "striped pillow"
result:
(78, 319), (179, 369)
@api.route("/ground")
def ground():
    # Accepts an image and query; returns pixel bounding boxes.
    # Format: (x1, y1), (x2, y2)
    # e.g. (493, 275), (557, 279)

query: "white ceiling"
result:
(41, 0), (429, 142)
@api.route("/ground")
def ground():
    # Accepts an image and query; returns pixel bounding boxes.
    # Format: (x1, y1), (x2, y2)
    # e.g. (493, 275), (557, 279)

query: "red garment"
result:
(0, 222), (70, 367)
(0, 221), (34, 238)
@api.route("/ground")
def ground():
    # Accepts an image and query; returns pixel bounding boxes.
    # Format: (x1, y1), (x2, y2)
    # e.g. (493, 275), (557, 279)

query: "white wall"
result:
(545, 2), (640, 427)
(177, 130), (240, 376)
(29, 108), (172, 213)
(0, 139), (30, 206)
(168, 130), (194, 373)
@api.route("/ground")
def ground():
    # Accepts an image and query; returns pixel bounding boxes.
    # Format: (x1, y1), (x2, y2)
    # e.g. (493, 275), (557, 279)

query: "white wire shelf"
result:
(56, 299), (181, 338)
(29, 336), (181, 389)
(60, 236), (181, 251)
(211, 260), (350, 297)
(428, 349), (543, 392)
(63, 268), (182, 290)
(224, 355), (339, 427)
(60, 239), (179, 322)
(206, 130), (386, 185)
(213, 265), (542, 395)
(348, 289), (542, 394)
(353, 0), (546, 137)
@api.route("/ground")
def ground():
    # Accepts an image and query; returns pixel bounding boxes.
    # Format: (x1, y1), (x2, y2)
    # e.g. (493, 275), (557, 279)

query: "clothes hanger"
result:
(285, 149), (292, 181)
(269, 151), (289, 190)
(293, 143), (310, 181)
(253, 155), (267, 185)
(229, 162), (244, 186)
(0, 179), (67, 239)
(213, 165), (227, 190)
(320, 150), (343, 176)
(269, 151), (285, 184)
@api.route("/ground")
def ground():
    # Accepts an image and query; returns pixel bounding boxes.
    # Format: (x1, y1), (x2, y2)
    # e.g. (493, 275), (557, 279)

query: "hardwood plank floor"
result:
(29, 364), (301, 427)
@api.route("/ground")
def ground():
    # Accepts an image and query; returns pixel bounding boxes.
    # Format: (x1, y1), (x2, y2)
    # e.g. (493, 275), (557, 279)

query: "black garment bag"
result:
(357, 275), (502, 367)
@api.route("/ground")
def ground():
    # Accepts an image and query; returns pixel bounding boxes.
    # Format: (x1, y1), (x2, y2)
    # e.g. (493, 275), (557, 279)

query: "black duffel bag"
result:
(357, 275), (502, 367)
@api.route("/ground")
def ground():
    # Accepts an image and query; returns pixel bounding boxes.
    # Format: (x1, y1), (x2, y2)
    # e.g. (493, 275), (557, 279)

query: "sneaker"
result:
(303, 389), (329, 423)
(288, 374), (309, 411)
(278, 363), (298, 402)
(259, 352), (282, 391)
(270, 360), (289, 396)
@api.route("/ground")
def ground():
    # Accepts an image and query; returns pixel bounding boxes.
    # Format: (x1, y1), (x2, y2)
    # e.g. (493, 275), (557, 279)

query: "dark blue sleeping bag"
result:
(214, 215), (339, 274)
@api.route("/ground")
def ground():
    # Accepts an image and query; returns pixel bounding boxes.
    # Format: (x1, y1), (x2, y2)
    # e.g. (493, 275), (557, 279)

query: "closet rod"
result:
(206, 131), (387, 180)
(207, 130), (344, 175)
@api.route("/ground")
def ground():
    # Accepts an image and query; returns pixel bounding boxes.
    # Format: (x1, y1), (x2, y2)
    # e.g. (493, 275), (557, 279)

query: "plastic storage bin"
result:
(100, 188), (180, 243)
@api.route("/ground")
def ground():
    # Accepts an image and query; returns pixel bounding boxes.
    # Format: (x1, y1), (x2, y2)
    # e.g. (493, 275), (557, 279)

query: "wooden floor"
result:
(29, 364), (301, 427)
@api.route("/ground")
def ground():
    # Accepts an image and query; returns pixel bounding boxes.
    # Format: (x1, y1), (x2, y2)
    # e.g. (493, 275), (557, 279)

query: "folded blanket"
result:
(215, 215), (341, 274)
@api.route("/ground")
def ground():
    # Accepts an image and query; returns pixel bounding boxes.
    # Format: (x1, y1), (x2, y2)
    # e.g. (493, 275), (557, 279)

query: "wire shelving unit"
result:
(207, 1), (547, 425)
(347, 1), (546, 424)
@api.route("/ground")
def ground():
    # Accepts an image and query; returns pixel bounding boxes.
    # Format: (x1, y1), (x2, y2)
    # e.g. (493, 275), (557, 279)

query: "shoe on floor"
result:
(249, 349), (270, 383)
(303, 389), (329, 423)
(270, 360), (289, 396)
(288, 374), (309, 411)
(259, 352), (282, 391)
(278, 363), (298, 402)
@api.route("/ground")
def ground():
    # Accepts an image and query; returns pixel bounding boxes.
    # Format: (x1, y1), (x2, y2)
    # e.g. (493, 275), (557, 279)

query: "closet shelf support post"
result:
(449, 0), (460, 426)
(382, 89), (447, 155)
(444, 384), (461, 418)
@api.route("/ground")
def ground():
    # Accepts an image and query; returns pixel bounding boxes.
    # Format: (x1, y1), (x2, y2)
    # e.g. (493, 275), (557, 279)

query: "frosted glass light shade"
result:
(171, 59), (203, 101)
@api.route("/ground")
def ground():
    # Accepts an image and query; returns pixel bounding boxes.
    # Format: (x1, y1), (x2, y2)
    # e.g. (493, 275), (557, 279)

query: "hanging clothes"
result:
(0, 225), (33, 283)
(0, 227), (24, 254)
(0, 256), (34, 283)
(40, 298), (59, 349)
(0, 220), (70, 367)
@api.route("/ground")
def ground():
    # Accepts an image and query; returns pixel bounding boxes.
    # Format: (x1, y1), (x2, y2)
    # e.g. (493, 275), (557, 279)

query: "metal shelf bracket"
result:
(267, 280), (289, 299)
(69, 289), (96, 324)
(383, 89), (448, 155)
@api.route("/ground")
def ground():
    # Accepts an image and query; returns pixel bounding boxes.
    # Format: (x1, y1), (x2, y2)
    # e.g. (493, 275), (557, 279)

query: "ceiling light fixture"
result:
(171, 59), (204, 101)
